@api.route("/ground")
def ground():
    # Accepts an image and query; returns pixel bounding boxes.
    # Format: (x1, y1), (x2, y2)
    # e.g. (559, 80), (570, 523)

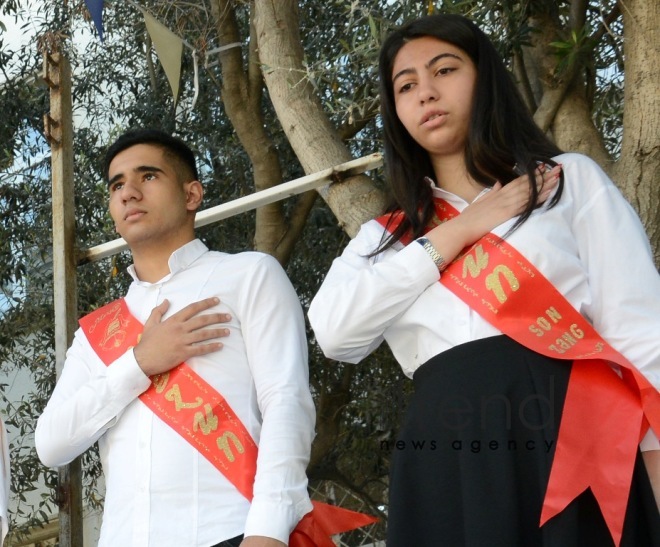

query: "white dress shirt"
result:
(36, 240), (315, 546)
(309, 153), (660, 448)
(0, 415), (9, 544)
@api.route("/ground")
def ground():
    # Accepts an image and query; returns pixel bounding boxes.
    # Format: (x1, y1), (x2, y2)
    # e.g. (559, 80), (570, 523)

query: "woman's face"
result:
(391, 36), (477, 162)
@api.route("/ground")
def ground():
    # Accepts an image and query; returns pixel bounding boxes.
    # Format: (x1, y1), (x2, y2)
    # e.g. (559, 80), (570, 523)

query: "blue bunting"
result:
(84, 0), (104, 41)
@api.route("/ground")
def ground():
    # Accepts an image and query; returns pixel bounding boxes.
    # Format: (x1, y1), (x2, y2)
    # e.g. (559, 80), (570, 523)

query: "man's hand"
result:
(240, 537), (287, 547)
(133, 297), (231, 376)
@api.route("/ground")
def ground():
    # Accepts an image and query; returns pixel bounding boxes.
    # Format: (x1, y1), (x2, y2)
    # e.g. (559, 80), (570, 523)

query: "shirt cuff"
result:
(106, 348), (152, 404)
(243, 496), (313, 544)
(640, 427), (660, 452)
(397, 238), (443, 285)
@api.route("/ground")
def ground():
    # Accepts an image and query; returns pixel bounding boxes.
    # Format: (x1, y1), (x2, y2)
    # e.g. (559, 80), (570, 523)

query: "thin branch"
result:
(533, 76), (575, 133)
(590, 3), (621, 43)
(512, 50), (538, 113)
(273, 190), (318, 265)
(569, 0), (588, 33)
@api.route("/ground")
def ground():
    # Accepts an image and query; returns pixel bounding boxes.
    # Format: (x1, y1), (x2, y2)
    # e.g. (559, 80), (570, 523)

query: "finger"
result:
(539, 165), (561, 183)
(182, 341), (225, 359)
(175, 297), (221, 321)
(186, 312), (232, 332)
(186, 327), (231, 344)
(492, 180), (503, 190)
(144, 299), (170, 328)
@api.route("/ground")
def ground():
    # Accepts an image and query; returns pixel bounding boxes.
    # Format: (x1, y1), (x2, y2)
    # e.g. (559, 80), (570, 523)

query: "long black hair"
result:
(376, 14), (563, 252)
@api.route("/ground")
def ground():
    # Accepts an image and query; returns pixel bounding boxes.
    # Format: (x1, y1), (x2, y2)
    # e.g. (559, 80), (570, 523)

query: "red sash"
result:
(79, 298), (377, 546)
(377, 199), (660, 546)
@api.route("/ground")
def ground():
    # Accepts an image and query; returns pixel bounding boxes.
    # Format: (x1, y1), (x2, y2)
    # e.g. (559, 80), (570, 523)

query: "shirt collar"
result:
(425, 176), (491, 205)
(127, 239), (208, 284)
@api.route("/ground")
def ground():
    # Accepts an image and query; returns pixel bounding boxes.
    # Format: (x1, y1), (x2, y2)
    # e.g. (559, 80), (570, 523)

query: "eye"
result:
(435, 66), (456, 76)
(396, 81), (415, 94)
(143, 172), (157, 181)
(109, 182), (123, 192)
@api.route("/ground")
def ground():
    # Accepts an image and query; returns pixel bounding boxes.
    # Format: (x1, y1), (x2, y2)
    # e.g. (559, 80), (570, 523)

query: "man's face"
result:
(108, 143), (196, 251)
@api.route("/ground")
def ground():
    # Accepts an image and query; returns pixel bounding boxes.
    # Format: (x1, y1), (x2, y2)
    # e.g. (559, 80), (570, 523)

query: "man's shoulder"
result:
(204, 249), (278, 268)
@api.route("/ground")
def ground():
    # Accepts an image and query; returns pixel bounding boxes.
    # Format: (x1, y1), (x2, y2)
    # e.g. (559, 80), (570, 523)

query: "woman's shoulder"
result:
(552, 152), (635, 218)
(553, 152), (612, 183)
(553, 152), (617, 196)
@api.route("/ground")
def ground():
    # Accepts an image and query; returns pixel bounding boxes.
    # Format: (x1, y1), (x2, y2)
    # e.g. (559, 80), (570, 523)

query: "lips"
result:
(124, 209), (146, 221)
(421, 110), (448, 126)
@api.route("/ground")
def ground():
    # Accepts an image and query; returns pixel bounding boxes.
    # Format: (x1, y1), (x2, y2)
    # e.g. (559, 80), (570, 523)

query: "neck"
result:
(431, 155), (485, 203)
(130, 236), (195, 283)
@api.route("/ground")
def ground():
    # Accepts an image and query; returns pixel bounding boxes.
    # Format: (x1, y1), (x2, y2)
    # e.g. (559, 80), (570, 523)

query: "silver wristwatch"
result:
(417, 237), (447, 271)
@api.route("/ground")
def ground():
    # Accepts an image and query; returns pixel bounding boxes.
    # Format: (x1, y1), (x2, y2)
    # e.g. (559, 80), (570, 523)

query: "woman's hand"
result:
(423, 164), (561, 269)
(456, 164), (561, 242)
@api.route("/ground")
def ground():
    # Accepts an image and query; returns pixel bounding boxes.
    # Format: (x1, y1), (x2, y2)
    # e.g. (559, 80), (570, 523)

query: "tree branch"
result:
(512, 50), (537, 113)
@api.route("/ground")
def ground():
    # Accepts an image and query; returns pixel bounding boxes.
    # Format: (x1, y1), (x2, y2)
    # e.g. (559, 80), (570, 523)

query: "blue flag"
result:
(84, 0), (104, 41)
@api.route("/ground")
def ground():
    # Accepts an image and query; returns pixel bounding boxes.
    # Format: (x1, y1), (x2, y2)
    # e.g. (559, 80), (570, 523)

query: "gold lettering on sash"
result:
(481, 299), (498, 314)
(165, 384), (204, 411)
(484, 265), (520, 304)
(529, 324), (544, 337)
(548, 324), (586, 355)
(217, 431), (245, 463)
(529, 307), (563, 337)
(462, 245), (489, 279)
(546, 307), (562, 323)
(570, 324), (584, 339)
(152, 372), (171, 393)
(193, 403), (219, 435)
(549, 343), (565, 355)
(537, 317), (552, 331)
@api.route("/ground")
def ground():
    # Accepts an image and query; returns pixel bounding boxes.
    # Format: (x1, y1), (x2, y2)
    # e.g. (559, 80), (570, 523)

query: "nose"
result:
(119, 178), (141, 203)
(417, 77), (438, 104)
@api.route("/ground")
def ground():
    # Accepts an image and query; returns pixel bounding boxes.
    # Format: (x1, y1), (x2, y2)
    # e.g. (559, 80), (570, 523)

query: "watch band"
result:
(416, 237), (447, 271)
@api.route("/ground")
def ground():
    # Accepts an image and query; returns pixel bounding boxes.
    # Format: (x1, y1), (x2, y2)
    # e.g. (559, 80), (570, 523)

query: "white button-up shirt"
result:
(36, 240), (315, 546)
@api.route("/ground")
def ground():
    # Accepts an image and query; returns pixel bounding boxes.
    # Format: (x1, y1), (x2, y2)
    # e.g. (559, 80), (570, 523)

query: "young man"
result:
(35, 129), (315, 547)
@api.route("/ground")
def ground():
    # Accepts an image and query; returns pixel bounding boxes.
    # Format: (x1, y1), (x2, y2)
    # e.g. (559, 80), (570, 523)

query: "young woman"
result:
(308, 14), (660, 546)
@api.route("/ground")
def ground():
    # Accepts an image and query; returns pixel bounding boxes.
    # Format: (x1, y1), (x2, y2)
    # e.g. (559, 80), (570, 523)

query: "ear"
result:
(184, 180), (204, 212)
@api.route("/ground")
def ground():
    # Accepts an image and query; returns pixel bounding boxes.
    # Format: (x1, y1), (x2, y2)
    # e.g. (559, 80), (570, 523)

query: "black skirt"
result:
(386, 336), (660, 547)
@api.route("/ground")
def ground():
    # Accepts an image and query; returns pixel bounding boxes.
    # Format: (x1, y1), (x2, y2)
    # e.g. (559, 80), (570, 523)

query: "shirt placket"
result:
(131, 283), (162, 546)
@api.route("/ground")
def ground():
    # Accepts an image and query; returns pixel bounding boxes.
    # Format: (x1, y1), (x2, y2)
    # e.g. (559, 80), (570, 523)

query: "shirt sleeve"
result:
(566, 154), (660, 449)
(308, 221), (441, 364)
(238, 255), (315, 542)
(35, 330), (151, 467)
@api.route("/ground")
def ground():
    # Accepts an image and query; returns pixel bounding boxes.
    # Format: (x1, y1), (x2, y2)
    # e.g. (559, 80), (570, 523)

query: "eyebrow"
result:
(108, 165), (165, 187)
(392, 52), (463, 85)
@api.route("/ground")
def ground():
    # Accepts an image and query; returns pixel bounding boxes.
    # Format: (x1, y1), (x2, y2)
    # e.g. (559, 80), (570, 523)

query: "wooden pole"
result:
(43, 49), (83, 547)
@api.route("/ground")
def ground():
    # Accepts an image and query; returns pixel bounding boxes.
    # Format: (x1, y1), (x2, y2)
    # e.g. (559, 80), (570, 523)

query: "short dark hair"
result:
(376, 14), (563, 253)
(103, 128), (199, 184)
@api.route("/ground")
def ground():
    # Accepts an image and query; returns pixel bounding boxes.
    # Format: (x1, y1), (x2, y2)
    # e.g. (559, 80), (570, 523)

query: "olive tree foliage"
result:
(0, 0), (653, 536)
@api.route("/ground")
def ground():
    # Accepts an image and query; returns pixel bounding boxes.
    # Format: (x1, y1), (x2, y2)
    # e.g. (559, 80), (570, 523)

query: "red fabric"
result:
(290, 501), (378, 547)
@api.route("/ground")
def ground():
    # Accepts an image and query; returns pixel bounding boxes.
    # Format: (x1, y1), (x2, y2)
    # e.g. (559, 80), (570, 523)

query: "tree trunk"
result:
(209, 0), (313, 264)
(614, 0), (660, 264)
(253, 0), (385, 237)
